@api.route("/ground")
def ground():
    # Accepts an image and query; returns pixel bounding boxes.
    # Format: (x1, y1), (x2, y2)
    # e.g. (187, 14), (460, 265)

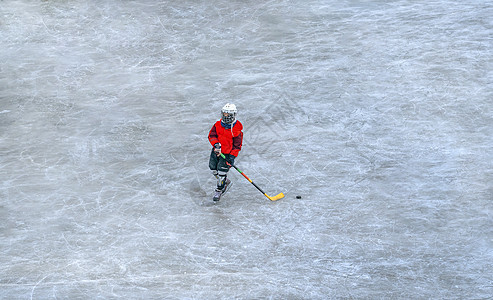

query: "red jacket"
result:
(208, 120), (243, 157)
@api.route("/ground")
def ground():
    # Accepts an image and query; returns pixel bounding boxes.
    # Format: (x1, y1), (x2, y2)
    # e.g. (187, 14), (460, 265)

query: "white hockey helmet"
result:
(221, 103), (237, 124)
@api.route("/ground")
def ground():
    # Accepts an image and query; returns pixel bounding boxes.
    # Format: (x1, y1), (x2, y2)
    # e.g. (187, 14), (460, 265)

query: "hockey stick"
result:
(220, 153), (284, 201)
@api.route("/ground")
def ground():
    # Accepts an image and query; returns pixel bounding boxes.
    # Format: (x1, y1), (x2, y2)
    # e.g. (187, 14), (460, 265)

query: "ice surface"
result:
(0, 0), (492, 299)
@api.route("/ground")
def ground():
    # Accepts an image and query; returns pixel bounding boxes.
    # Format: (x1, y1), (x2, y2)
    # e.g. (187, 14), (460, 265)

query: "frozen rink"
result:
(1, 0), (492, 299)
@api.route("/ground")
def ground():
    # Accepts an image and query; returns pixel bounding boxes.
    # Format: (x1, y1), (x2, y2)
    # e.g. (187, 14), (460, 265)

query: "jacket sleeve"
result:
(208, 123), (219, 146)
(230, 131), (243, 157)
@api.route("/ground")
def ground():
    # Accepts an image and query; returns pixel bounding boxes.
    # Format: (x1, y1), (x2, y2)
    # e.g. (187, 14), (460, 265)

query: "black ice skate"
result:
(212, 189), (222, 202)
(212, 178), (231, 202)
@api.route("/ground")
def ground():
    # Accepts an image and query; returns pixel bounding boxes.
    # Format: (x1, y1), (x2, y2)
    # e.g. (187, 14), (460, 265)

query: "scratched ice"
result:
(0, 0), (492, 299)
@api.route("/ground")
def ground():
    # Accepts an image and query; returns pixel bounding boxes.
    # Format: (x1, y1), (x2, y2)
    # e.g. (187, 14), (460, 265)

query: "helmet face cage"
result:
(221, 109), (236, 124)
(221, 103), (237, 124)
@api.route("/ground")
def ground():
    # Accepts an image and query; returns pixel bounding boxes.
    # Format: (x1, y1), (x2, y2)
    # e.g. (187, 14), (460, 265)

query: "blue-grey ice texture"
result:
(1, 0), (492, 299)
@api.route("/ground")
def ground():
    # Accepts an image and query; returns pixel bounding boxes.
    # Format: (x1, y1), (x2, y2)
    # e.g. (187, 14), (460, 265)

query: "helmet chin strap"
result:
(230, 119), (236, 134)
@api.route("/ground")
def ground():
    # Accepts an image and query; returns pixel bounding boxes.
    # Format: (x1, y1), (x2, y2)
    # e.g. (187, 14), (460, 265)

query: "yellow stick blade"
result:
(267, 193), (285, 201)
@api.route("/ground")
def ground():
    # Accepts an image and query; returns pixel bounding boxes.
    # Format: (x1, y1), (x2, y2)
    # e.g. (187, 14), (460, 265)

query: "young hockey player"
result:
(208, 103), (243, 201)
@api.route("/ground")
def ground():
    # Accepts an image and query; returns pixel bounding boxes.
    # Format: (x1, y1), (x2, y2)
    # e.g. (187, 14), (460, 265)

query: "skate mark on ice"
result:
(189, 176), (216, 206)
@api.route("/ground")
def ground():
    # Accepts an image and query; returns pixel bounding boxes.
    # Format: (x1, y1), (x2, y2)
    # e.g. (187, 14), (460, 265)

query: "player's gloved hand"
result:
(214, 143), (221, 156)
